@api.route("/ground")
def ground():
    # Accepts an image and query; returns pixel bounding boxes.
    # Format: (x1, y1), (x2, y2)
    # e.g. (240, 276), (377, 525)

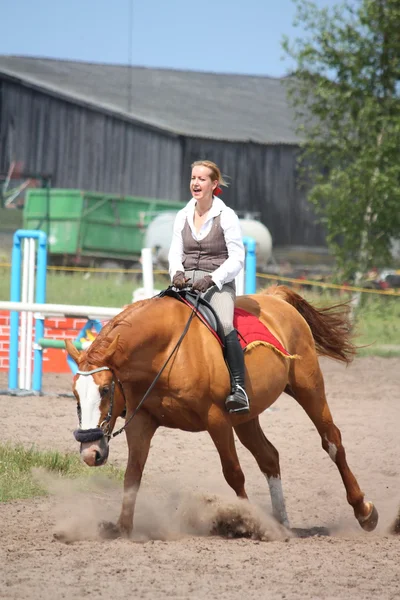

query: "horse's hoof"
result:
(358, 503), (378, 532)
(98, 520), (121, 539)
(390, 517), (400, 535)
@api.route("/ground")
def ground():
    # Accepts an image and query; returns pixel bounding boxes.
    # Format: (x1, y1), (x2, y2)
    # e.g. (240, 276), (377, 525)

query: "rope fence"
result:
(255, 272), (400, 297)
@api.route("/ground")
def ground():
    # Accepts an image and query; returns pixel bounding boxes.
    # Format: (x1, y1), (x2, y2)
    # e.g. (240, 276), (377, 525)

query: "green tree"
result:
(283, 0), (400, 281)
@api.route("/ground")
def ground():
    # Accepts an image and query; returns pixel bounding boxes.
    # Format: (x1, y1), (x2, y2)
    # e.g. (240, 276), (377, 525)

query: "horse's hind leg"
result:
(207, 407), (248, 499)
(234, 418), (290, 528)
(290, 359), (378, 532)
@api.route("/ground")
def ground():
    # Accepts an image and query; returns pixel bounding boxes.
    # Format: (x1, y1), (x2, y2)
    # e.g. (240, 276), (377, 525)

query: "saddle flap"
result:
(158, 287), (226, 346)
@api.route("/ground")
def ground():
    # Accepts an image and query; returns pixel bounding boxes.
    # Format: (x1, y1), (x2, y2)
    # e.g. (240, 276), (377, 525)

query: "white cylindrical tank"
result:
(144, 212), (273, 269)
(239, 219), (273, 269)
(144, 211), (177, 266)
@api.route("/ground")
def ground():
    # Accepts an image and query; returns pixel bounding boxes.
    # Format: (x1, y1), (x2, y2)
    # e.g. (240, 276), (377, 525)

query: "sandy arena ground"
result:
(0, 357), (399, 600)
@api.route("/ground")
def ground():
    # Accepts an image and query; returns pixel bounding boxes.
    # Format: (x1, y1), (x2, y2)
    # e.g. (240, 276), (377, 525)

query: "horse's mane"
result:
(85, 297), (157, 365)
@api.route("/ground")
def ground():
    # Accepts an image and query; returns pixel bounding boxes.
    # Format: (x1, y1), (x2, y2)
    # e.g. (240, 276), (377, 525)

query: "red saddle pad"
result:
(233, 307), (292, 357)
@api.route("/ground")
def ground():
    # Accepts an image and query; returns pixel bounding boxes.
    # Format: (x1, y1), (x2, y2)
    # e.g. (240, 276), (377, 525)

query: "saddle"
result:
(158, 287), (294, 359)
(158, 287), (227, 350)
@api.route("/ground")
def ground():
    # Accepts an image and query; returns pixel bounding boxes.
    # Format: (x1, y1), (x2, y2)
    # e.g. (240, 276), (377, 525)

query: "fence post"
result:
(141, 248), (154, 298)
(243, 237), (256, 294)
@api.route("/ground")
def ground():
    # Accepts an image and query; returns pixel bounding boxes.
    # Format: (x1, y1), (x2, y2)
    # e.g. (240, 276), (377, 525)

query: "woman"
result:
(168, 160), (249, 414)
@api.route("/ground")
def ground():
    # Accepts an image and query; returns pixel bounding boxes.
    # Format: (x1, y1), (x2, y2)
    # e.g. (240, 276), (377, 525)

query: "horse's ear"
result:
(65, 339), (81, 364)
(103, 334), (120, 363)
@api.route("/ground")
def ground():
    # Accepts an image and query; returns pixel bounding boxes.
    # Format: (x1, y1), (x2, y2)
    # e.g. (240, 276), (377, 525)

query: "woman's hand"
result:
(192, 275), (215, 293)
(172, 271), (189, 289)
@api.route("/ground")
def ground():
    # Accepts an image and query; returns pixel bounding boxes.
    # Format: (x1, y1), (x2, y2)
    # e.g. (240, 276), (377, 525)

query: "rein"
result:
(75, 292), (200, 442)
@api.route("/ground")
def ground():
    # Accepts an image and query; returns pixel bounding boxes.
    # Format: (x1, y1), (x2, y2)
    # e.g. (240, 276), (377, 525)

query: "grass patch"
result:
(355, 295), (400, 351)
(356, 346), (400, 358)
(299, 289), (400, 357)
(0, 266), (171, 307)
(45, 270), (139, 307)
(0, 443), (124, 502)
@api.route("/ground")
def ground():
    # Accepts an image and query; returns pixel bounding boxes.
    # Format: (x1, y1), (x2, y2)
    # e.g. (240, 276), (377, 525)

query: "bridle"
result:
(73, 292), (200, 444)
(74, 366), (125, 443)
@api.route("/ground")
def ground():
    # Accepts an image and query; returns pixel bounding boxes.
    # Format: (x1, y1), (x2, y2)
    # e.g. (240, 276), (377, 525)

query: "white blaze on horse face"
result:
(75, 375), (101, 430)
(264, 474), (290, 529)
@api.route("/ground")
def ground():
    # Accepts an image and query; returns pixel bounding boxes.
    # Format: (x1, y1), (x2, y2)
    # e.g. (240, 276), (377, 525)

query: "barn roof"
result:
(0, 55), (301, 145)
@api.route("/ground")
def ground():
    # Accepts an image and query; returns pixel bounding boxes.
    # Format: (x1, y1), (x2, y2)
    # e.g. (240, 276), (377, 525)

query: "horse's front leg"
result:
(111, 410), (158, 538)
(207, 405), (247, 499)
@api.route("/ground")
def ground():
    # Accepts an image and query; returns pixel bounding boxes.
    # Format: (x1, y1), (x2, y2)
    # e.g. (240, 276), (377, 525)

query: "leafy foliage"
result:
(283, 0), (400, 279)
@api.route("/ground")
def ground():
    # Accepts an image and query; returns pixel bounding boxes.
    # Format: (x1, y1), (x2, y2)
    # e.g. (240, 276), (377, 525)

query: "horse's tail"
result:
(264, 285), (356, 364)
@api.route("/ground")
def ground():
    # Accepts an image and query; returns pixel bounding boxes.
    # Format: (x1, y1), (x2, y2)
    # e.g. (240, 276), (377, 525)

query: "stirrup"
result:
(225, 385), (250, 415)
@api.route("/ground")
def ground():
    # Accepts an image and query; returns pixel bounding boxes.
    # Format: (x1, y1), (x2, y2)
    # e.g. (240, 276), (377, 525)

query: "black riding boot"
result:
(225, 330), (250, 415)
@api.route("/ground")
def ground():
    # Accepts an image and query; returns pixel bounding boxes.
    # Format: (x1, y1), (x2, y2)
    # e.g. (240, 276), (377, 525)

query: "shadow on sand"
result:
(291, 526), (330, 538)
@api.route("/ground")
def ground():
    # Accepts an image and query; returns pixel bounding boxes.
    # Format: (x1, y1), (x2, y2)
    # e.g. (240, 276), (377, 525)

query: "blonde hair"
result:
(191, 160), (229, 188)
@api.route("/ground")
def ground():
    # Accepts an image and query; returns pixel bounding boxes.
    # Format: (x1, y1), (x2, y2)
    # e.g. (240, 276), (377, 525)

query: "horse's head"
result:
(65, 336), (126, 467)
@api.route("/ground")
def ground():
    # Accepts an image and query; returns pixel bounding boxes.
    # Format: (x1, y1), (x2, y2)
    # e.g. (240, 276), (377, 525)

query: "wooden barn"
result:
(0, 55), (326, 247)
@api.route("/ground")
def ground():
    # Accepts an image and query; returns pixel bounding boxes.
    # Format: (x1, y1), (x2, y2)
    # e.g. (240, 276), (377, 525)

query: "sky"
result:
(0, 0), (335, 77)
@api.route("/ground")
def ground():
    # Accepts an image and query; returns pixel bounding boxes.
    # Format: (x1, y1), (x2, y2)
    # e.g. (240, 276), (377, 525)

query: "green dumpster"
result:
(23, 189), (184, 266)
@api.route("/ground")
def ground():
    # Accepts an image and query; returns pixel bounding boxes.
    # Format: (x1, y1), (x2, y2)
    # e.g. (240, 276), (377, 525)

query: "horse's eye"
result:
(100, 386), (110, 397)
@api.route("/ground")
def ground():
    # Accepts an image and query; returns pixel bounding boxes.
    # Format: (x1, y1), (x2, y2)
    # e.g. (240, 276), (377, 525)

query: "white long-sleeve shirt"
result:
(168, 197), (245, 290)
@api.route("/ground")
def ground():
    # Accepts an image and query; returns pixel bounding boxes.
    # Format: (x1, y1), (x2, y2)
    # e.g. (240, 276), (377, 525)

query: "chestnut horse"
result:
(66, 285), (378, 537)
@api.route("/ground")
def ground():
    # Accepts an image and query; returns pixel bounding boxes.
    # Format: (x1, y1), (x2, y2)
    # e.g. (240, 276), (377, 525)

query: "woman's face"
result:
(190, 166), (218, 202)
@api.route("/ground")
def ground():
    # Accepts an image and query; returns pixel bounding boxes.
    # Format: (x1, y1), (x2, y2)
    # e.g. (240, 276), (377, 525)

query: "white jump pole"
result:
(141, 247), (154, 298)
(235, 269), (245, 296)
(26, 238), (36, 390)
(0, 301), (122, 319)
(19, 238), (36, 390)
(132, 248), (159, 302)
(19, 239), (29, 389)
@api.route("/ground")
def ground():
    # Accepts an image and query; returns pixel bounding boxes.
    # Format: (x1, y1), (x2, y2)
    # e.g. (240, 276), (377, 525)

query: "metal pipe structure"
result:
(9, 230), (48, 392)
(243, 237), (257, 294)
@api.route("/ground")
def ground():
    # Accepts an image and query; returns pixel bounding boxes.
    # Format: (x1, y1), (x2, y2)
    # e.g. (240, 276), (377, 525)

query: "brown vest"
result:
(181, 214), (228, 272)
